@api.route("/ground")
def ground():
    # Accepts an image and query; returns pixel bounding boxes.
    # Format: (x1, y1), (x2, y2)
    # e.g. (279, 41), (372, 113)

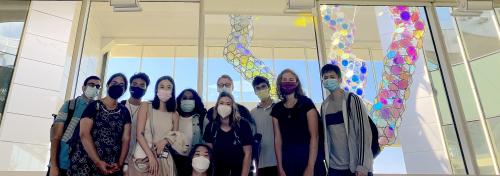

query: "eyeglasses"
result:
(87, 83), (101, 89)
(217, 83), (232, 87)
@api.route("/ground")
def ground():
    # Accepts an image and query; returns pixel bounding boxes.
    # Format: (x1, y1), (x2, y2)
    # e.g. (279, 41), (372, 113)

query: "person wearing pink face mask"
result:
(271, 69), (325, 176)
(132, 76), (180, 176)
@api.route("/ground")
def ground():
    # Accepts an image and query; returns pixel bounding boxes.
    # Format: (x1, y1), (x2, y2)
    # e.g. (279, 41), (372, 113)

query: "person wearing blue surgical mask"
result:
(48, 76), (101, 176)
(320, 64), (374, 176)
(175, 89), (207, 176)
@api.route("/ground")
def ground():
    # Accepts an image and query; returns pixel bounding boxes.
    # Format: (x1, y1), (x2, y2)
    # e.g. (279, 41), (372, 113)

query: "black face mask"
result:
(130, 86), (146, 99)
(108, 85), (124, 100)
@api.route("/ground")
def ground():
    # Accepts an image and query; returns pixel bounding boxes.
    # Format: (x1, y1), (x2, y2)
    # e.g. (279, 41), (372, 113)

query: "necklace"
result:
(127, 101), (140, 117)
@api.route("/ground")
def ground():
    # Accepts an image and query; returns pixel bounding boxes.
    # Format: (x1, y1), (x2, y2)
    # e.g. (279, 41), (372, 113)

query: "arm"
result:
(80, 118), (102, 164)
(136, 102), (156, 159)
(49, 101), (69, 169)
(272, 118), (284, 172)
(172, 112), (180, 131)
(49, 123), (64, 168)
(305, 109), (319, 174)
(351, 96), (373, 175)
(118, 123), (131, 167)
(241, 145), (252, 176)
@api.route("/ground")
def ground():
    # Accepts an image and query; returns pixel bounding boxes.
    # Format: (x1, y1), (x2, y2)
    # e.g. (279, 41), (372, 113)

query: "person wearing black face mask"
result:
(122, 73), (150, 176)
(69, 73), (132, 176)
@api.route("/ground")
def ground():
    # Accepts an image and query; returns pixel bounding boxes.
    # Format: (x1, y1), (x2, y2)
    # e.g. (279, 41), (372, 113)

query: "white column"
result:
(398, 53), (452, 174)
(0, 1), (79, 171)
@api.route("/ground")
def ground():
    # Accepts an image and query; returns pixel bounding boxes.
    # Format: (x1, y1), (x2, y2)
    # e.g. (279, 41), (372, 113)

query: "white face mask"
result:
(84, 86), (99, 99)
(192, 156), (210, 173)
(217, 105), (232, 118)
(157, 89), (172, 102)
(217, 86), (233, 94)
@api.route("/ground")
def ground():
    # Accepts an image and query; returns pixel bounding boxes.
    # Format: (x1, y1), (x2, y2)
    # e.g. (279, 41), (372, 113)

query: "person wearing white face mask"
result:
(132, 76), (181, 176)
(250, 76), (277, 176)
(48, 76), (101, 176)
(205, 75), (256, 135)
(203, 92), (253, 176)
(320, 64), (375, 176)
(189, 144), (214, 176)
(174, 88), (207, 176)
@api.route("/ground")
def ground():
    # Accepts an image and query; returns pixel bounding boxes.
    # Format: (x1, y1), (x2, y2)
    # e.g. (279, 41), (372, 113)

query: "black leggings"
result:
(214, 161), (243, 176)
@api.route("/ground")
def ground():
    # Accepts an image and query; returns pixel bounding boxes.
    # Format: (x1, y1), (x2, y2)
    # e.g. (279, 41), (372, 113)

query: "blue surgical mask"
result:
(180, 100), (195, 113)
(323, 78), (340, 92)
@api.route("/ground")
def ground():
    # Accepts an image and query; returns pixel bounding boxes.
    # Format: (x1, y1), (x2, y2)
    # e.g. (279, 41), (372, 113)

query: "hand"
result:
(154, 138), (170, 155)
(303, 165), (314, 176)
(49, 166), (60, 176)
(355, 171), (367, 176)
(148, 156), (159, 176)
(278, 166), (287, 176)
(95, 160), (113, 175)
(109, 163), (121, 173)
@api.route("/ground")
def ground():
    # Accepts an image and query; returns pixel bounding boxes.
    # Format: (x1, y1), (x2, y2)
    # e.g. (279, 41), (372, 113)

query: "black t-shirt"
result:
(203, 120), (252, 164)
(271, 96), (317, 146)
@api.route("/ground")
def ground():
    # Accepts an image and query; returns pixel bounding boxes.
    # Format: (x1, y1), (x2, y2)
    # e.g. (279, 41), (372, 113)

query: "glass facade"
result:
(0, 0), (499, 174)
(436, 7), (500, 174)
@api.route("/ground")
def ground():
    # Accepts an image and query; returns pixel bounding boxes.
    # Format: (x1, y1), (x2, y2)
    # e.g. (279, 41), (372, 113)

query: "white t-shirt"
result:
(179, 116), (194, 156)
(125, 100), (140, 161)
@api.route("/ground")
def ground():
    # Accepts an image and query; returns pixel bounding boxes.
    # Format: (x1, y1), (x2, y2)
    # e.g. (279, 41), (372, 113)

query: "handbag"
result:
(132, 103), (156, 173)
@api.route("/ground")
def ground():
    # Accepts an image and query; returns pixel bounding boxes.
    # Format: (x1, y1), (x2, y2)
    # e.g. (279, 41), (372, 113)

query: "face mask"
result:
(217, 105), (232, 118)
(84, 86), (99, 99)
(280, 82), (297, 95)
(181, 100), (195, 113)
(108, 85), (124, 100)
(323, 78), (340, 92)
(157, 89), (172, 102)
(217, 86), (232, 94)
(192, 156), (210, 173)
(256, 89), (270, 100)
(130, 86), (146, 99)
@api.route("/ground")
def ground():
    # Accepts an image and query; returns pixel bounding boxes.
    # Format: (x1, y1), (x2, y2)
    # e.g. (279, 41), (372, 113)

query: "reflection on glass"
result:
(468, 121), (495, 174)
(487, 117), (500, 168)
(0, 0), (29, 122)
(470, 52), (500, 118)
(455, 10), (500, 60)
(442, 125), (467, 174)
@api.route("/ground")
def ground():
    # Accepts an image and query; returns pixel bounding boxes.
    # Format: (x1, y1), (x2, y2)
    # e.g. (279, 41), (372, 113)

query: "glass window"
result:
(174, 57), (198, 96)
(487, 117), (500, 169)
(0, 0), (29, 122)
(104, 58), (141, 101)
(468, 121), (496, 174)
(141, 57), (174, 100)
(442, 125), (467, 174)
(455, 10), (500, 60)
(204, 14), (320, 108)
(319, 5), (454, 174)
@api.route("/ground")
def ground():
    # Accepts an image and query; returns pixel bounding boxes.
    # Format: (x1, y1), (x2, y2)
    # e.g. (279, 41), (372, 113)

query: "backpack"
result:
(51, 98), (77, 133)
(346, 93), (381, 158)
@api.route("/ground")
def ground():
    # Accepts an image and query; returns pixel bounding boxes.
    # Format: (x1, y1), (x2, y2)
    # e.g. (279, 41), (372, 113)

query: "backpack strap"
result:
(63, 98), (77, 132)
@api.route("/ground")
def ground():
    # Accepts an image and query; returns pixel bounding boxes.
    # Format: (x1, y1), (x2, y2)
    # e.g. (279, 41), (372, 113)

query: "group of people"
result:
(48, 64), (375, 176)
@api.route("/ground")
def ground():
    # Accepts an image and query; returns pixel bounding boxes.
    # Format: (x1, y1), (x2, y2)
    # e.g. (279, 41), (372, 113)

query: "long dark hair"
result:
(176, 89), (206, 117)
(188, 144), (214, 175)
(152, 76), (176, 112)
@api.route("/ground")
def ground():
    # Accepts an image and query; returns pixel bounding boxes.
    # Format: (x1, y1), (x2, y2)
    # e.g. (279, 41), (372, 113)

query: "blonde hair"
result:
(276, 68), (305, 100)
(213, 92), (241, 126)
